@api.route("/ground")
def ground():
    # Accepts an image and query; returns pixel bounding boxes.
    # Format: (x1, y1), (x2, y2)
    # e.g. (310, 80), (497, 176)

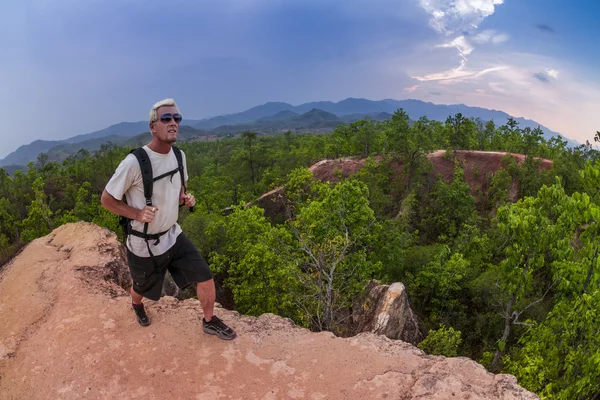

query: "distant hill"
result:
(193, 102), (294, 130)
(1, 140), (63, 166)
(296, 98), (394, 115)
(1, 98), (580, 169)
(46, 134), (129, 163)
(212, 109), (342, 134)
(292, 108), (341, 126)
(257, 110), (299, 122)
(230, 101), (295, 122)
(62, 121), (150, 144)
(1, 164), (26, 176)
(0, 122), (152, 167)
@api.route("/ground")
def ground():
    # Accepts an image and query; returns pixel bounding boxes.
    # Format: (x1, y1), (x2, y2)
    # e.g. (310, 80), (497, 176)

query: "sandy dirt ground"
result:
(0, 222), (538, 400)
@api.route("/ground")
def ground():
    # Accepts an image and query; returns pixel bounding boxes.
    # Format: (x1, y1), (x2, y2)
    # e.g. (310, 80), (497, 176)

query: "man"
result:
(101, 98), (236, 340)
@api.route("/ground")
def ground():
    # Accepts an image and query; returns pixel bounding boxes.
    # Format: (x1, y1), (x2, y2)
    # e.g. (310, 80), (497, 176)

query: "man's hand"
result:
(180, 193), (196, 208)
(136, 205), (158, 223)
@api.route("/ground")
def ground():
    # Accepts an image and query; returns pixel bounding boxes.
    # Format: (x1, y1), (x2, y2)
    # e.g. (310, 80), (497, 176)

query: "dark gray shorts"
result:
(126, 233), (213, 301)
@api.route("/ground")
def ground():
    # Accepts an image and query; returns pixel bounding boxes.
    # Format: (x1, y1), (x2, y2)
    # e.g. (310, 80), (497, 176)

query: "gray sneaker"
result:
(202, 316), (236, 340)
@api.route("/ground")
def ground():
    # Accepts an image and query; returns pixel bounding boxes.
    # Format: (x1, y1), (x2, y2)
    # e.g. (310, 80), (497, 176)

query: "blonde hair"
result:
(149, 98), (178, 123)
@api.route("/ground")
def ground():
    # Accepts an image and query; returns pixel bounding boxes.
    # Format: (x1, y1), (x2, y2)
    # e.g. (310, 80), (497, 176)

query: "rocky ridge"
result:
(0, 222), (539, 399)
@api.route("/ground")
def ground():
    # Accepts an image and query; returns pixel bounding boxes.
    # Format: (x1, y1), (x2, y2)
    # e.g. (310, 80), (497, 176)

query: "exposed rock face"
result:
(353, 280), (423, 345)
(257, 150), (553, 220)
(424, 150), (552, 203)
(308, 151), (553, 198)
(0, 222), (539, 399)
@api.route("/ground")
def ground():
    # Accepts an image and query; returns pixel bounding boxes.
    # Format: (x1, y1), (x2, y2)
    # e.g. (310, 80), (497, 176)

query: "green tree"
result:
(286, 179), (382, 332)
(411, 247), (470, 326)
(475, 119), (496, 150)
(445, 113), (475, 150)
(415, 161), (476, 243)
(36, 152), (49, 168)
(326, 124), (354, 158)
(509, 292), (600, 399)
(490, 181), (576, 371)
(206, 205), (301, 319)
(241, 131), (259, 195)
(521, 126), (545, 156)
(383, 111), (434, 193)
(418, 324), (463, 357)
(20, 177), (53, 242)
(507, 181), (600, 398)
(350, 119), (379, 158)
(73, 182), (96, 221)
(498, 118), (523, 153)
(351, 156), (396, 216)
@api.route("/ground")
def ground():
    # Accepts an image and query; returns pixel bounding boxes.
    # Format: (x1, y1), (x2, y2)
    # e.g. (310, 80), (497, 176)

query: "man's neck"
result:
(147, 140), (172, 154)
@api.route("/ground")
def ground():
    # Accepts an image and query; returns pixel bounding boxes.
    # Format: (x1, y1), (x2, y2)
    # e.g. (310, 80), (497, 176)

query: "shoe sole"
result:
(203, 326), (236, 340)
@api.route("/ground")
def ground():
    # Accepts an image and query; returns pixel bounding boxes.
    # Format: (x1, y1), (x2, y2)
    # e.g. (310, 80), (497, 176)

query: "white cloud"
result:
(404, 85), (419, 92)
(415, 2), (508, 91)
(488, 81), (508, 94)
(415, 33), (508, 83)
(413, 64), (507, 82)
(473, 29), (509, 44)
(419, 0), (504, 35)
(472, 29), (494, 43)
(546, 68), (559, 78)
(491, 33), (509, 44)
(437, 36), (473, 60)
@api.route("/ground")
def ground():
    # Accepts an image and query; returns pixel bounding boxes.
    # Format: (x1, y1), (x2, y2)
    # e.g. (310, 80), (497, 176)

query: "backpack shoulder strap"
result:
(131, 147), (153, 206)
(171, 146), (194, 212)
(127, 147), (154, 241)
(172, 145), (186, 193)
(119, 147), (152, 242)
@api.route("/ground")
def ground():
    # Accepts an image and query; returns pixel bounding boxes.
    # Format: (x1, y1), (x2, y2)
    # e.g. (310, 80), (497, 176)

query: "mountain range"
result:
(0, 98), (579, 168)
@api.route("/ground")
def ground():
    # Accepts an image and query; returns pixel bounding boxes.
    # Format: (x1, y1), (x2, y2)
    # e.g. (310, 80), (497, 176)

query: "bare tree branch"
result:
(512, 280), (556, 324)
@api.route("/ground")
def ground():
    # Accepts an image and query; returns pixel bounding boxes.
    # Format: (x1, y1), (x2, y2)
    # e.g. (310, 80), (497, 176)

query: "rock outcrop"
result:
(257, 150), (553, 220)
(352, 280), (423, 345)
(0, 222), (539, 399)
(308, 151), (553, 200)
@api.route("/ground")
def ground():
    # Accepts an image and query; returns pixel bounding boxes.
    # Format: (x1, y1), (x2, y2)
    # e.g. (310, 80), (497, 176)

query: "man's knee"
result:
(196, 278), (214, 287)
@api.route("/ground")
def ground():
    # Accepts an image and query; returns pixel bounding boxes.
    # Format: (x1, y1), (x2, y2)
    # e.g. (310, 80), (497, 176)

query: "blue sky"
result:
(2, 0), (599, 158)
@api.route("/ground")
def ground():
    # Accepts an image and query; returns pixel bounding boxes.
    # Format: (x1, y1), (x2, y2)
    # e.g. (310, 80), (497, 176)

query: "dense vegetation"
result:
(2, 110), (600, 398)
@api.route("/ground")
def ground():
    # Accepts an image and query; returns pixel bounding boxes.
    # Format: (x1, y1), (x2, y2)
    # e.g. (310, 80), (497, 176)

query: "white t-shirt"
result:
(105, 145), (189, 257)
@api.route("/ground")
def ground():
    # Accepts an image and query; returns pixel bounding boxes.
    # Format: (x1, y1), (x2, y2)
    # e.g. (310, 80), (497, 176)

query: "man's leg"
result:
(198, 280), (236, 339)
(131, 286), (144, 305)
(196, 279), (216, 321)
(130, 286), (151, 327)
(169, 233), (236, 340)
(126, 249), (165, 327)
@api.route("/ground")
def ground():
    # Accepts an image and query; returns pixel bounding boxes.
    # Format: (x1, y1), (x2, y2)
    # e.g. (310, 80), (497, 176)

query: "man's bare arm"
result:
(179, 180), (196, 208)
(101, 189), (157, 223)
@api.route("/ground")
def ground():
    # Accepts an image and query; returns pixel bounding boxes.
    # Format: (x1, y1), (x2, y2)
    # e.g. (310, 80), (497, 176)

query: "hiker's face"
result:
(151, 105), (180, 143)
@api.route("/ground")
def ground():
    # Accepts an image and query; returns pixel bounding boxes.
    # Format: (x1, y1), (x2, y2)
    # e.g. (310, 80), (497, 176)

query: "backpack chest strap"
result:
(127, 224), (171, 245)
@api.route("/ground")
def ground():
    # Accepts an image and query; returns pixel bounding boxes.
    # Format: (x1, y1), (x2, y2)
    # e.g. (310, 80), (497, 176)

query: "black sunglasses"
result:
(159, 113), (182, 123)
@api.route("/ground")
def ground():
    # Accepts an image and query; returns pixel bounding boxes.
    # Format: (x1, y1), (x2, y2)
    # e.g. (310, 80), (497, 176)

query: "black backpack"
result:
(119, 145), (192, 245)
